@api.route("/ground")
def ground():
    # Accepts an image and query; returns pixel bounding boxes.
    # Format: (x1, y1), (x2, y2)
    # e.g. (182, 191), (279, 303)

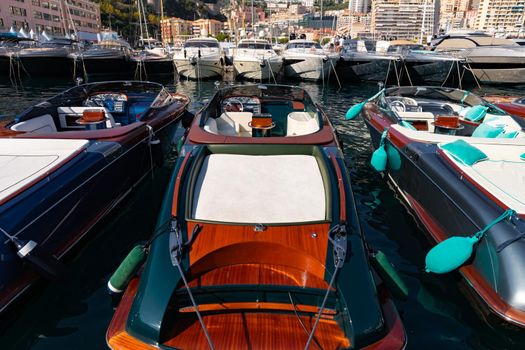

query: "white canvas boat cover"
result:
(0, 138), (89, 202)
(192, 154), (327, 223)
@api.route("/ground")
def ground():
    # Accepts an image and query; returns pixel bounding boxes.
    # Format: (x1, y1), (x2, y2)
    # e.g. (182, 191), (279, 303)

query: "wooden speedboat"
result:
(0, 81), (190, 315)
(353, 86), (525, 329)
(106, 85), (407, 349)
(483, 95), (525, 119)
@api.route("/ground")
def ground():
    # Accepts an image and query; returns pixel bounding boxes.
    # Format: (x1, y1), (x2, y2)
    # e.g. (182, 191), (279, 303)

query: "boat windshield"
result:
(286, 42), (322, 50)
(238, 42), (273, 50)
(184, 41), (219, 48)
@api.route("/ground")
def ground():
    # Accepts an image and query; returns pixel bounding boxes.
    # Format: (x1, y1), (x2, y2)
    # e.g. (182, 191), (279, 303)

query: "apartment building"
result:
(0, 0), (100, 37)
(475, 0), (525, 33)
(371, 0), (435, 41)
(160, 17), (193, 44)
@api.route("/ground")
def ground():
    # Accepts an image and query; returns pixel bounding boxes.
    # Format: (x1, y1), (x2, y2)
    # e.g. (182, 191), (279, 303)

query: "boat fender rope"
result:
(496, 214), (525, 252)
(304, 224), (347, 350)
(370, 129), (388, 172)
(169, 217), (215, 350)
(425, 209), (515, 274)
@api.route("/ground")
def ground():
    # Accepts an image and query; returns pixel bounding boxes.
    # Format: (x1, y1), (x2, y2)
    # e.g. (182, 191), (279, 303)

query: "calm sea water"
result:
(1, 75), (525, 350)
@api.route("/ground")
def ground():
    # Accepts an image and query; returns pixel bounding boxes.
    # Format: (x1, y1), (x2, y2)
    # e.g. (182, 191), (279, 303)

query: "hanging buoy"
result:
(386, 143), (402, 171)
(344, 88), (385, 120)
(425, 236), (479, 274)
(107, 245), (147, 294)
(371, 130), (388, 172)
(345, 101), (365, 120)
(425, 209), (515, 274)
(370, 250), (408, 300)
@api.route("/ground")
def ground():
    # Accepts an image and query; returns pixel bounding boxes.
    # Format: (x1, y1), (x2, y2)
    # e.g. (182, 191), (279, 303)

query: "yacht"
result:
(337, 39), (400, 82)
(432, 33), (525, 84)
(281, 39), (340, 81)
(232, 39), (283, 81)
(173, 37), (225, 79)
(17, 38), (79, 76)
(387, 43), (465, 85)
(69, 32), (132, 77)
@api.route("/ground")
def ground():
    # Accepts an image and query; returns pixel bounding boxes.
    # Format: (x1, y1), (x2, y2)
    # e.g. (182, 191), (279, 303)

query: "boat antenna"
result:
(169, 219), (215, 350)
(304, 224), (347, 350)
(420, 0), (428, 45)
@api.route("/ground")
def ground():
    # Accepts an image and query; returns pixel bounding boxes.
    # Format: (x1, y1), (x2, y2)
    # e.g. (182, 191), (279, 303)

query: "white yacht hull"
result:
(283, 55), (339, 81)
(174, 57), (224, 79)
(233, 58), (282, 81)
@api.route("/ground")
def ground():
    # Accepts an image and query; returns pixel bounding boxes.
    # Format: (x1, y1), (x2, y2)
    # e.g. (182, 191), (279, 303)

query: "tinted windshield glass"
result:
(185, 41), (219, 48)
(287, 42), (322, 49)
(238, 42), (273, 50)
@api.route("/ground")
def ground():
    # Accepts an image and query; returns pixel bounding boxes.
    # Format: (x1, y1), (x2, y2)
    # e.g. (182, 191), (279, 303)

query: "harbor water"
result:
(1, 76), (525, 349)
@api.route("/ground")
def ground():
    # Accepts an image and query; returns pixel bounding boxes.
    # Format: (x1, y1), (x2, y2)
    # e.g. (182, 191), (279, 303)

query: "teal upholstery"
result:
(497, 130), (519, 139)
(440, 139), (488, 166)
(472, 123), (505, 138)
(464, 105), (488, 122)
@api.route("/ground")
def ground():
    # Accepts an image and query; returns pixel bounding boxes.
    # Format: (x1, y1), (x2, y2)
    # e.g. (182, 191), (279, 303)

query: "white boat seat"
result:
(286, 112), (319, 136)
(57, 106), (117, 129)
(204, 112), (253, 136)
(10, 114), (57, 134)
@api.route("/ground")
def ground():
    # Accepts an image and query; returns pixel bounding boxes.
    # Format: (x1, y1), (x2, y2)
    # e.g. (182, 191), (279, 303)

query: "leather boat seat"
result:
(204, 112), (253, 137)
(10, 114), (57, 134)
(286, 112), (319, 136)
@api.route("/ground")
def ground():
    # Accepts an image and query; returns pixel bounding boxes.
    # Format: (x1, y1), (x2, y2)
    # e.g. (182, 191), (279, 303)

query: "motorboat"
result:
(173, 37), (225, 79)
(432, 34), (525, 84)
(69, 33), (133, 78)
(352, 85), (525, 329)
(386, 44), (465, 85)
(484, 95), (525, 119)
(281, 39), (340, 81)
(0, 81), (190, 315)
(232, 39), (283, 81)
(16, 38), (79, 76)
(106, 84), (407, 350)
(337, 39), (400, 83)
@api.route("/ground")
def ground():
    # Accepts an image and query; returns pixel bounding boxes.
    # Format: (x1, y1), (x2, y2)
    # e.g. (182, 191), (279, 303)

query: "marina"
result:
(0, 76), (524, 349)
(2, 1), (525, 348)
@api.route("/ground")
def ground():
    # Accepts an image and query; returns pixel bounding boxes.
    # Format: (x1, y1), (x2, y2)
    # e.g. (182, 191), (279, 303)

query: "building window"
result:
(32, 0), (40, 5)
(0, 19), (3, 28)
(9, 6), (27, 17)
(34, 11), (43, 19)
(42, 1), (49, 9)
(51, 3), (58, 11)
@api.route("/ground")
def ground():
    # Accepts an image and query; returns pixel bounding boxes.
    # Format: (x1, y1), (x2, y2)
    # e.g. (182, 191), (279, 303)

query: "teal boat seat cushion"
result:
(497, 130), (519, 139)
(464, 105), (488, 122)
(440, 139), (488, 166)
(472, 123), (505, 138)
(400, 120), (417, 130)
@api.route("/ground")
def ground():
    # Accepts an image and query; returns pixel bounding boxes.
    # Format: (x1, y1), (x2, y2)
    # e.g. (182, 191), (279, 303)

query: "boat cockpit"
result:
(380, 86), (525, 139)
(201, 85), (322, 138)
(9, 81), (181, 135)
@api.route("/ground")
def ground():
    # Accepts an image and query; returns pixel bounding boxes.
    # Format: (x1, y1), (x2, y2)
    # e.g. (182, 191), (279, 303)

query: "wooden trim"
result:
(106, 278), (159, 349)
(171, 151), (193, 216)
(179, 302), (337, 316)
(329, 154), (346, 223)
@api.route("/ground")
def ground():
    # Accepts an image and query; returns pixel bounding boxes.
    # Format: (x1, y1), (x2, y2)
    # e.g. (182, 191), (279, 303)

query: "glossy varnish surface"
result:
(187, 263), (329, 289)
(162, 312), (351, 350)
(186, 221), (331, 280)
